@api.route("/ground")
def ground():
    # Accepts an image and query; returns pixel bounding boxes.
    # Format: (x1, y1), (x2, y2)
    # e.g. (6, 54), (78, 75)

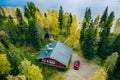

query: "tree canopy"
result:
(18, 59), (43, 80)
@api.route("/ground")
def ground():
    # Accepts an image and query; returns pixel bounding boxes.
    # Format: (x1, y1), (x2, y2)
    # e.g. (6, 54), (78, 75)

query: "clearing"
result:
(64, 53), (100, 80)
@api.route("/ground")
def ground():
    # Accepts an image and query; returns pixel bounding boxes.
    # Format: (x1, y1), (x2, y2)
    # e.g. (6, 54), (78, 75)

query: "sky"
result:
(0, 0), (120, 21)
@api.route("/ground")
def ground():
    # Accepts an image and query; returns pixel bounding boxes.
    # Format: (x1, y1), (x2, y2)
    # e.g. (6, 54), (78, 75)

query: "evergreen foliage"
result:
(80, 8), (99, 60)
(98, 11), (115, 59)
(104, 52), (119, 80)
(0, 3), (120, 80)
(113, 57), (120, 79)
(6, 44), (23, 75)
(0, 30), (9, 48)
(80, 8), (91, 43)
(16, 8), (26, 46)
(0, 42), (5, 53)
(113, 34), (120, 53)
(24, 2), (40, 50)
(99, 6), (108, 32)
(58, 6), (63, 31)
(81, 20), (99, 60)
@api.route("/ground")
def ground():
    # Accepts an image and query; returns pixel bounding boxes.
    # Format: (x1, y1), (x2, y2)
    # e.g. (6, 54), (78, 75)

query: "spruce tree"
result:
(84, 8), (91, 23)
(6, 15), (17, 44)
(104, 52), (119, 80)
(112, 35), (120, 79)
(99, 6), (108, 32)
(100, 6), (108, 23)
(16, 8), (26, 46)
(81, 18), (99, 60)
(113, 57), (120, 79)
(16, 8), (23, 25)
(58, 6), (63, 31)
(24, 2), (40, 50)
(98, 11), (115, 59)
(113, 34), (120, 53)
(80, 8), (91, 43)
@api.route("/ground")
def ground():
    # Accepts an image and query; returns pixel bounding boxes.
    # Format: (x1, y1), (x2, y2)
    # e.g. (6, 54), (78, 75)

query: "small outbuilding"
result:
(44, 33), (51, 40)
(37, 41), (72, 68)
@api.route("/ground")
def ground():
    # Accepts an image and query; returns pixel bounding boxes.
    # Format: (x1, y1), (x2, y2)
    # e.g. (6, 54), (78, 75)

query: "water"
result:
(0, 0), (120, 21)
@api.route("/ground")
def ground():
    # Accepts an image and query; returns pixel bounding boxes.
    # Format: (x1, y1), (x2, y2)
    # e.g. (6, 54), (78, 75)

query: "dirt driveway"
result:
(64, 54), (99, 80)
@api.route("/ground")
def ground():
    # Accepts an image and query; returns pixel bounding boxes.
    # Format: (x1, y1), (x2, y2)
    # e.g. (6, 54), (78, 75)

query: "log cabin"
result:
(37, 41), (72, 68)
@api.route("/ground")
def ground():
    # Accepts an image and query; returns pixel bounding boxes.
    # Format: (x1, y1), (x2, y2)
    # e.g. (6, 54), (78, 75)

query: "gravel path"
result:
(65, 54), (99, 80)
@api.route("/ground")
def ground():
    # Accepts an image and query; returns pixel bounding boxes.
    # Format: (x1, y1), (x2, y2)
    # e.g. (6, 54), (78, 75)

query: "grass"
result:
(19, 45), (66, 80)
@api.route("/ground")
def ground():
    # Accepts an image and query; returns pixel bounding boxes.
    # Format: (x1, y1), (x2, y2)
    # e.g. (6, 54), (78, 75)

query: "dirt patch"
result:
(64, 54), (99, 80)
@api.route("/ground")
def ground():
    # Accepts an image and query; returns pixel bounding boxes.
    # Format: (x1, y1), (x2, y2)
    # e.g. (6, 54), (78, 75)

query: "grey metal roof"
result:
(37, 41), (73, 67)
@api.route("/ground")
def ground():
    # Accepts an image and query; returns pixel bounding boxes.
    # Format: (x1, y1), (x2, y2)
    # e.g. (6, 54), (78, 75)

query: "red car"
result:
(74, 60), (80, 70)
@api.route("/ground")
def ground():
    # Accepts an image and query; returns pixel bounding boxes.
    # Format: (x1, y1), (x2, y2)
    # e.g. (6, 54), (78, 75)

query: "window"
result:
(42, 59), (46, 62)
(49, 60), (55, 64)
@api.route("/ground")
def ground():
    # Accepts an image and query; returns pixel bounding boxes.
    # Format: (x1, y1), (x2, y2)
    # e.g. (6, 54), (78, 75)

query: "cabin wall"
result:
(39, 57), (66, 68)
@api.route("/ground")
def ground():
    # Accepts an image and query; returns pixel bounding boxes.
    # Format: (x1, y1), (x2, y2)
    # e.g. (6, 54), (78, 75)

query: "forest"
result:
(0, 2), (120, 80)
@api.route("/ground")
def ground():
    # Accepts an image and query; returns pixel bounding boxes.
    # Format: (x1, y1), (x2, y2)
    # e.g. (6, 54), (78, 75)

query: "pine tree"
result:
(81, 19), (99, 60)
(0, 42), (5, 53)
(24, 2), (40, 50)
(113, 57), (120, 79)
(98, 11), (114, 59)
(113, 34), (120, 53)
(16, 8), (26, 46)
(6, 44), (23, 75)
(80, 8), (99, 60)
(16, 8), (23, 25)
(0, 30), (9, 48)
(84, 8), (91, 23)
(99, 6), (108, 32)
(80, 18), (87, 43)
(30, 18), (40, 50)
(58, 6), (63, 31)
(104, 52), (119, 80)
(100, 6), (108, 23)
(6, 15), (17, 44)
(80, 8), (91, 43)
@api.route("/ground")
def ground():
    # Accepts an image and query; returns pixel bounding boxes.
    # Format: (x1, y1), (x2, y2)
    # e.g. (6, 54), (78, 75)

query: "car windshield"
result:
(75, 61), (79, 65)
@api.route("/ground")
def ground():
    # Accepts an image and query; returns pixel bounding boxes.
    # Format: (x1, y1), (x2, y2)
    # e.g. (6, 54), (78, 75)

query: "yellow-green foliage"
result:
(6, 75), (26, 80)
(92, 68), (107, 80)
(67, 15), (80, 49)
(0, 42), (5, 53)
(19, 59), (43, 80)
(47, 9), (59, 35)
(114, 18), (120, 34)
(104, 52), (119, 73)
(0, 54), (11, 75)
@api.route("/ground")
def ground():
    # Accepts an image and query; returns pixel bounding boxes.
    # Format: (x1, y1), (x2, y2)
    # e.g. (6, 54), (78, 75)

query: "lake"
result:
(0, 0), (120, 21)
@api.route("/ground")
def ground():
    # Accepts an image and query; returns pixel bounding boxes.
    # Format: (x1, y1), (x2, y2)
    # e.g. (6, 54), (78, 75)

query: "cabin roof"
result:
(37, 41), (72, 67)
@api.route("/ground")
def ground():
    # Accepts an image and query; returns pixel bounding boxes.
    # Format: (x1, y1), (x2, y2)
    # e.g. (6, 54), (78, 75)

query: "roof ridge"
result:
(50, 41), (59, 57)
